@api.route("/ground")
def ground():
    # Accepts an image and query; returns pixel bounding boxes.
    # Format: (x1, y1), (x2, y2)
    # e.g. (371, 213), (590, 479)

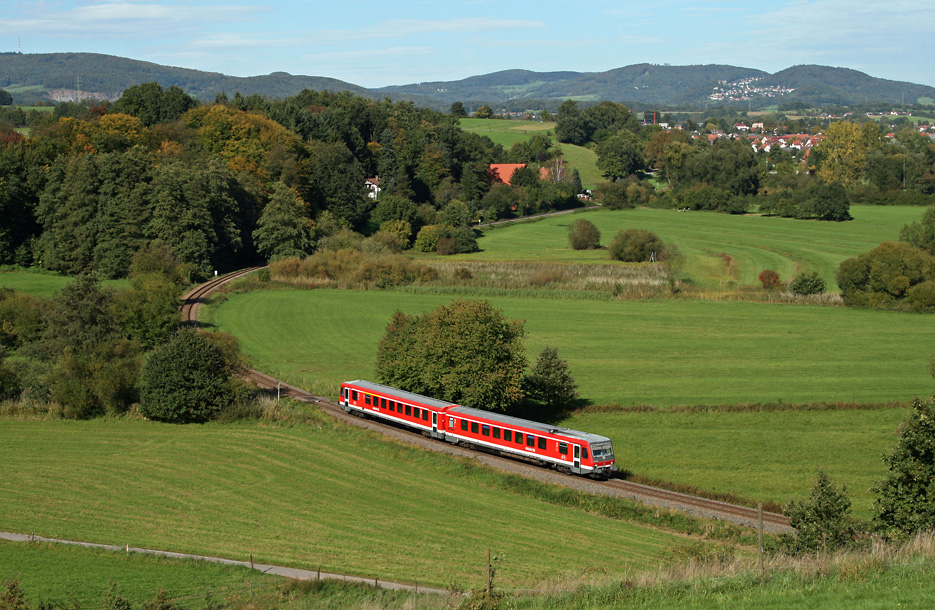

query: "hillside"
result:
(3, 52), (935, 109)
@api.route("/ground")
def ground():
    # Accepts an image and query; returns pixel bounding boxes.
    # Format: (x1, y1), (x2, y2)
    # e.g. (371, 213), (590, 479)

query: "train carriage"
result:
(339, 380), (617, 477)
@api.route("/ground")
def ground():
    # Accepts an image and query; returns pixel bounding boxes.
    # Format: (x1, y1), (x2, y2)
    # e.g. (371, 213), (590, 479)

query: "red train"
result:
(339, 379), (617, 477)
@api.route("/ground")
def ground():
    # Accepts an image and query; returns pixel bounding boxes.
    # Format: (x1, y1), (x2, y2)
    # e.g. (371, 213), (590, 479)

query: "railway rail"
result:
(184, 270), (793, 533)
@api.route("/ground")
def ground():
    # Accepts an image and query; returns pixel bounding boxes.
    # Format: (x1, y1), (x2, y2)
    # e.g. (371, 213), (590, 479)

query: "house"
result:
(365, 176), (381, 200)
(488, 163), (527, 186)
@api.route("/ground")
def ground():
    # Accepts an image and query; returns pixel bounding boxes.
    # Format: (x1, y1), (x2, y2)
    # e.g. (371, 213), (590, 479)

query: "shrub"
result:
(596, 181), (633, 210)
(609, 229), (665, 263)
(379, 219), (413, 247)
(524, 346), (579, 408)
(568, 218), (601, 250)
(790, 270), (825, 295)
(778, 469), (857, 554)
(759, 269), (781, 291)
(413, 224), (445, 252)
(139, 329), (237, 423)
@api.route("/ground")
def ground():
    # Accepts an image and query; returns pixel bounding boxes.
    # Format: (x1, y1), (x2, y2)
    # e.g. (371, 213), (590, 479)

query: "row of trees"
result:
(0, 83), (589, 277)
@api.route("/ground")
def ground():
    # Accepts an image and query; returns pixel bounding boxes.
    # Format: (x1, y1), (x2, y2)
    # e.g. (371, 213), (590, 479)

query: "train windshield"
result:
(591, 442), (614, 462)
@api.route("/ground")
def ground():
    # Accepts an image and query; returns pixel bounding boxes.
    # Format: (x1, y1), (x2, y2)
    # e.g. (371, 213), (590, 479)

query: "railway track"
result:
(185, 271), (793, 533)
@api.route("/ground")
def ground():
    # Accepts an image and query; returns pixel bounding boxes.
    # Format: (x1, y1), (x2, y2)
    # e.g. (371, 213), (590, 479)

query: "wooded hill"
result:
(3, 52), (934, 109)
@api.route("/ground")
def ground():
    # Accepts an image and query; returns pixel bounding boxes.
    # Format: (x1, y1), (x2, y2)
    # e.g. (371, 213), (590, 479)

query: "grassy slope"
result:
(460, 206), (923, 289)
(458, 118), (602, 188)
(210, 290), (934, 408)
(0, 419), (682, 589)
(0, 539), (275, 609)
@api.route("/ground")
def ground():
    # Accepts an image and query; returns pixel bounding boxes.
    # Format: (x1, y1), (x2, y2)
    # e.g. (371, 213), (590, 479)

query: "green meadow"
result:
(0, 419), (683, 589)
(0, 539), (275, 609)
(210, 288), (930, 519)
(210, 290), (933, 408)
(458, 118), (602, 187)
(0, 270), (130, 297)
(459, 206), (924, 289)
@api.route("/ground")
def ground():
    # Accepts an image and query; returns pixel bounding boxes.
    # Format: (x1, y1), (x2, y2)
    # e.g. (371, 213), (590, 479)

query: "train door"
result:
(573, 445), (581, 474)
(431, 411), (445, 441)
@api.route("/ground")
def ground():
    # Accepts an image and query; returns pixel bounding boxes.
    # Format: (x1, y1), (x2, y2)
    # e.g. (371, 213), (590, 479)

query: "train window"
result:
(352, 390), (357, 401)
(422, 410), (428, 421)
(559, 442), (568, 454)
(414, 407), (421, 419)
(538, 437), (547, 450)
(380, 397), (386, 409)
(493, 428), (500, 439)
(405, 405), (411, 416)
(365, 394), (371, 405)
(525, 435), (533, 447)
(481, 425), (490, 436)
(582, 447), (589, 460)
(471, 422), (479, 434)
(449, 417), (455, 428)
(515, 432), (524, 445)
(504, 430), (512, 442)
(460, 419), (468, 431)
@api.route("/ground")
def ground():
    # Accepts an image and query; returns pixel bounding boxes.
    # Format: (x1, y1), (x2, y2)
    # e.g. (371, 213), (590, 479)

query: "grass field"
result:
(0, 418), (684, 589)
(0, 270), (130, 297)
(0, 539), (276, 609)
(209, 289), (934, 408)
(209, 288), (931, 518)
(458, 118), (602, 188)
(562, 406), (909, 519)
(462, 205), (924, 289)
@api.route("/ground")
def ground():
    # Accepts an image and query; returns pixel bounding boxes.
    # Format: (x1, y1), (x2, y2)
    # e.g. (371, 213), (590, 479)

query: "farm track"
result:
(186, 270), (793, 534)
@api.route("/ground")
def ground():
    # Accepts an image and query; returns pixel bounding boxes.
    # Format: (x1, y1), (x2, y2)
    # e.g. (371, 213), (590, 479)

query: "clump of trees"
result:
(376, 300), (580, 412)
(837, 241), (935, 311)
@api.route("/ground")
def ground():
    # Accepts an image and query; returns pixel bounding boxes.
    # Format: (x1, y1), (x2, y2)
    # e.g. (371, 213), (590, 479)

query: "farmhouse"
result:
(365, 176), (381, 200)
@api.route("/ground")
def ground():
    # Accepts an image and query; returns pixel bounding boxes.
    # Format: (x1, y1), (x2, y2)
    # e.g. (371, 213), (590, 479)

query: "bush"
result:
(778, 469), (857, 554)
(608, 229), (665, 263)
(139, 329), (238, 423)
(837, 241), (935, 309)
(524, 346), (579, 408)
(568, 218), (601, 250)
(413, 224), (445, 252)
(759, 269), (781, 291)
(790, 270), (825, 295)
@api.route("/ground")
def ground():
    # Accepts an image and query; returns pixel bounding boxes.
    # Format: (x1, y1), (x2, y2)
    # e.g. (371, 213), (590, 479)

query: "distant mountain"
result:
(2, 52), (934, 110)
(0, 52), (438, 107)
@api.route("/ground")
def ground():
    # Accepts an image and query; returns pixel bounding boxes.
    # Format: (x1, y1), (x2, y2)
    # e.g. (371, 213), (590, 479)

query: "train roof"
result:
(343, 379), (612, 445)
(343, 380), (458, 410)
(449, 406), (611, 444)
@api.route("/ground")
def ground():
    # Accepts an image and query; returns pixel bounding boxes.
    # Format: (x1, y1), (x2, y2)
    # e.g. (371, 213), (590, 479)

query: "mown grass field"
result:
(460, 206), (925, 290)
(210, 289), (933, 408)
(209, 288), (930, 518)
(0, 418), (683, 589)
(0, 539), (275, 609)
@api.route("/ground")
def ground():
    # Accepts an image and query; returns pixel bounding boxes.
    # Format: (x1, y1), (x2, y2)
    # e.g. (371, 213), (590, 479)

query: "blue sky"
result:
(2, 0), (933, 88)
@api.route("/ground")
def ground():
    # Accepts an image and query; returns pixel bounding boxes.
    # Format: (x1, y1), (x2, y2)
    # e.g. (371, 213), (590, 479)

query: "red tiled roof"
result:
(489, 163), (526, 185)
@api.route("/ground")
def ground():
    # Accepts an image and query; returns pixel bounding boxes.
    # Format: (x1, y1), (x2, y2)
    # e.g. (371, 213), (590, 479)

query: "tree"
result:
(596, 132), (645, 181)
(779, 469), (857, 554)
(609, 229), (664, 263)
(375, 299), (527, 411)
(139, 329), (239, 423)
(555, 100), (590, 146)
(837, 241), (935, 309)
(0, 89), (12, 106)
(790, 270), (825, 295)
(474, 104), (494, 119)
(900, 206), (935, 255)
(568, 218), (601, 250)
(872, 394), (935, 541)
(814, 121), (883, 188)
(253, 182), (313, 261)
(115, 244), (189, 349)
(524, 346), (578, 408)
(449, 101), (467, 117)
